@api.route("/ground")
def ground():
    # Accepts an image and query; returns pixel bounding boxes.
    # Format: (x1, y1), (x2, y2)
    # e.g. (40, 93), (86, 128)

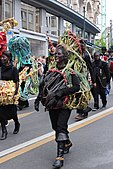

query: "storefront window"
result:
(91, 34), (95, 43)
(76, 27), (82, 38)
(64, 20), (72, 31)
(85, 32), (88, 39)
(28, 38), (46, 57)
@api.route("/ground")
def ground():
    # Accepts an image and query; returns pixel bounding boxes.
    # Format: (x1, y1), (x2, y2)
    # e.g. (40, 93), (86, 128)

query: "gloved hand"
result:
(34, 97), (40, 111)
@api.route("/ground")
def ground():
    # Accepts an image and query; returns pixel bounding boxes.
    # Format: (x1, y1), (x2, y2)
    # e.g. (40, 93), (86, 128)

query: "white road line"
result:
(69, 107), (113, 128)
(28, 97), (36, 101)
(0, 131), (54, 157)
(0, 107), (113, 158)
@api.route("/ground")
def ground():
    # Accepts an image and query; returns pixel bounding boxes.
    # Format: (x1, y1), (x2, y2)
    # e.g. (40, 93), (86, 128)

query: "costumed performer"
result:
(34, 44), (80, 169)
(0, 51), (20, 140)
(8, 36), (39, 110)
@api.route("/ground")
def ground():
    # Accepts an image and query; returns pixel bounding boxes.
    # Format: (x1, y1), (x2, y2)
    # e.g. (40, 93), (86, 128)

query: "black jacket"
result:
(92, 59), (110, 88)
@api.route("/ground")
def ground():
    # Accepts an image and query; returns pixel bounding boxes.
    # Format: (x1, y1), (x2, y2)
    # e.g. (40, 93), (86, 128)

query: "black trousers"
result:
(95, 83), (107, 107)
(49, 108), (71, 136)
(91, 86), (99, 107)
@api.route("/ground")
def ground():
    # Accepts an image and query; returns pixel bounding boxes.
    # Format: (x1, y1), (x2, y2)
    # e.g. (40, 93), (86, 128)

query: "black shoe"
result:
(83, 113), (88, 118)
(13, 123), (20, 134)
(101, 105), (106, 109)
(0, 131), (8, 140)
(53, 157), (64, 168)
(83, 106), (92, 118)
(18, 105), (23, 110)
(92, 106), (99, 111)
(84, 106), (92, 113)
(75, 114), (84, 120)
(64, 141), (72, 154)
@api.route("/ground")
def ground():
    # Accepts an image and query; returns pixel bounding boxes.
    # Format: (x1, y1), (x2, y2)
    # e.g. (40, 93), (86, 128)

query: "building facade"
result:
(0, 0), (100, 57)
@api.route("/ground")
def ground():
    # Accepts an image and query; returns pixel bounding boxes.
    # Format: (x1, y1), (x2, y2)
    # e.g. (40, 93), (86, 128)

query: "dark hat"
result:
(101, 47), (106, 52)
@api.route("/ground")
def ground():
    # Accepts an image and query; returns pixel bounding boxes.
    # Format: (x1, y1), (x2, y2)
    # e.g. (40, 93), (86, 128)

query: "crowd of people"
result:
(0, 34), (113, 169)
(34, 42), (112, 168)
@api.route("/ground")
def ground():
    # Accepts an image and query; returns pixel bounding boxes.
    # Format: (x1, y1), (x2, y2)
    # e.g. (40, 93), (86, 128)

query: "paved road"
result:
(1, 82), (113, 169)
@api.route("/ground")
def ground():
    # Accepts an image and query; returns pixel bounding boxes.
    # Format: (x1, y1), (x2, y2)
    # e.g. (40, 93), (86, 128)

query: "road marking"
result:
(28, 97), (36, 101)
(18, 112), (33, 118)
(0, 107), (113, 164)
(8, 112), (33, 123)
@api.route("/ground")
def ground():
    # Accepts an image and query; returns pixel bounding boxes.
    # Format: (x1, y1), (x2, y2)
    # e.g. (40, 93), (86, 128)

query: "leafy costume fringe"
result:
(8, 36), (31, 68)
(48, 30), (92, 110)
(7, 36), (39, 103)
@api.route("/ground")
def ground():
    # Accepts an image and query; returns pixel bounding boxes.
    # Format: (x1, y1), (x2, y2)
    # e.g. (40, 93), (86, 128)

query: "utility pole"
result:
(83, 6), (86, 39)
(101, 0), (106, 43)
(110, 20), (113, 46)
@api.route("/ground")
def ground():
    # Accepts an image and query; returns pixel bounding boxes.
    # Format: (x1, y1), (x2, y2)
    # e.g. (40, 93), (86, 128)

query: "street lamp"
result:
(110, 20), (113, 46)
(83, 5), (86, 39)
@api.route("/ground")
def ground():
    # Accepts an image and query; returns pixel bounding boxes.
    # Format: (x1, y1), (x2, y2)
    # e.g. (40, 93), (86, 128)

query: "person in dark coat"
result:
(34, 44), (80, 168)
(92, 51), (110, 109)
(0, 51), (20, 140)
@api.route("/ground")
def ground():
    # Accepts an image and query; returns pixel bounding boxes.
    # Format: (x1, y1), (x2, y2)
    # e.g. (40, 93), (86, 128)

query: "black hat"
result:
(101, 47), (106, 52)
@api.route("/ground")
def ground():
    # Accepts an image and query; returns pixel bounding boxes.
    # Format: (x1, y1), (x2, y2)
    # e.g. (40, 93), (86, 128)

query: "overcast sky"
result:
(106, 0), (112, 27)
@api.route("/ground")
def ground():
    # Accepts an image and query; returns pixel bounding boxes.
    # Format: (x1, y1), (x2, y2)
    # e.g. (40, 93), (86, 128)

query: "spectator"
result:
(92, 51), (110, 109)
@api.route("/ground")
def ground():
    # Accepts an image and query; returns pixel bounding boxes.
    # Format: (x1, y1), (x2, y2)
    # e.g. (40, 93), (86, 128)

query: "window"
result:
(5, 3), (11, 18)
(46, 12), (58, 35)
(51, 31), (57, 35)
(28, 38), (46, 56)
(21, 2), (38, 32)
(21, 10), (27, 29)
(21, 11), (27, 21)
(28, 12), (34, 30)
(28, 13), (33, 23)
(51, 16), (57, 27)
